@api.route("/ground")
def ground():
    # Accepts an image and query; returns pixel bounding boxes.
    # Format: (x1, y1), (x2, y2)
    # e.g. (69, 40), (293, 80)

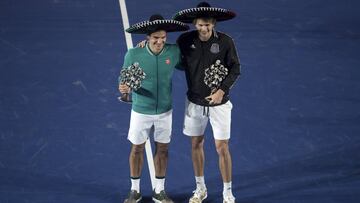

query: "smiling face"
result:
(147, 30), (167, 54)
(194, 18), (216, 41)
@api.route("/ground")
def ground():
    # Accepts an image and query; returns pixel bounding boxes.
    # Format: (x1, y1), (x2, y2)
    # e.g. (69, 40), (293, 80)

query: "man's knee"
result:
(191, 136), (204, 150)
(155, 143), (169, 156)
(131, 144), (145, 155)
(215, 141), (229, 157)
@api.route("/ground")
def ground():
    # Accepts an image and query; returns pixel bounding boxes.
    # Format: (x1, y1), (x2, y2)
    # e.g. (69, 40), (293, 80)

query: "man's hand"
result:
(136, 40), (147, 48)
(119, 84), (131, 94)
(205, 89), (225, 105)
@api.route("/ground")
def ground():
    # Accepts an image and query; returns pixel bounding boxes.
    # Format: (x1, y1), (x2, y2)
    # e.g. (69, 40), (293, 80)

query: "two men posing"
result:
(118, 2), (240, 203)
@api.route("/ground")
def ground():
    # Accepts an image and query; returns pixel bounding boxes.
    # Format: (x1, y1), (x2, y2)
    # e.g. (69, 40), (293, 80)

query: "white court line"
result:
(118, 0), (133, 49)
(118, 0), (156, 190)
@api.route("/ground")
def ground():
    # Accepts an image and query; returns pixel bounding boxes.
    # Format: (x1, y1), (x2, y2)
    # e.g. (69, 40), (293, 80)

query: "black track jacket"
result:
(177, 30), (241, 106)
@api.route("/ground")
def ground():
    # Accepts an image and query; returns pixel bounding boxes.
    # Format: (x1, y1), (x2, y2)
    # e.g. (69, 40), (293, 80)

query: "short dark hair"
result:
(146, 29), (166, 36)
(193, 17), (216, 25)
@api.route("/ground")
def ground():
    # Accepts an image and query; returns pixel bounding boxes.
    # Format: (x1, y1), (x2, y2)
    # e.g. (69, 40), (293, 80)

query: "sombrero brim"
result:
(173, 7), (236, 23)
(126, 19), (189, 34)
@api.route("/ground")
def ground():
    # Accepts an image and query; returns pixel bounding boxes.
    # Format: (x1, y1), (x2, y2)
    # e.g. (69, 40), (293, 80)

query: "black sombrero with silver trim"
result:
(126, 14), (189, 34)
(173, 2), (236, 23)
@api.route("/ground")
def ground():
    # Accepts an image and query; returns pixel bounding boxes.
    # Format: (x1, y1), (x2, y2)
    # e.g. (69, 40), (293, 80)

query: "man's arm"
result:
(174, 41), (185, 71)
(219, 37), (241, 93)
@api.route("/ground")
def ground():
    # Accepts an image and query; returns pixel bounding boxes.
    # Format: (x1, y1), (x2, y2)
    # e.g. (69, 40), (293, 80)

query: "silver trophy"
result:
(119, 62), (146, 103)
(204, 60), (228, 101)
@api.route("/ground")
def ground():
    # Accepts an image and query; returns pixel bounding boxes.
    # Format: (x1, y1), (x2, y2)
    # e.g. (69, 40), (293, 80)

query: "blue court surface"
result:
(1, 0), (360, 202)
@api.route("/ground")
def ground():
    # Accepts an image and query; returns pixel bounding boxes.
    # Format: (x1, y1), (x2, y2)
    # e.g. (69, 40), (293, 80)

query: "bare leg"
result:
(191, 136), (205, 176)
(154, 142), (169, 177)
(129, 143), (145, 177)
(215, 139), (232, 182)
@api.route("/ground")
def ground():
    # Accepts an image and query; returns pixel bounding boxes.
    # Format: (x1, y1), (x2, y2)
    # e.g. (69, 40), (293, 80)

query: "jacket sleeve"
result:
(219, 37), (240, 93)
(118, 50), (132, 84)
(175, 39), (185, 71)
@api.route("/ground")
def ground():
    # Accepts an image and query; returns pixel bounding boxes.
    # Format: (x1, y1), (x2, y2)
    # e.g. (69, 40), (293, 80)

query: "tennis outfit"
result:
(177, 30), (240, 140)
(119, 43), (181, 144)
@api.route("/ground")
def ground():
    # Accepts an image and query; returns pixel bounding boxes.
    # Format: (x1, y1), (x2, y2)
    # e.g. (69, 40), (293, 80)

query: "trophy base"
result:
(118, 93), (132, 104)
(118, 97), (132, 103)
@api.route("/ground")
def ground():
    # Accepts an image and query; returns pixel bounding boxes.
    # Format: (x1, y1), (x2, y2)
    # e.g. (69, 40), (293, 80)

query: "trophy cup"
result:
(204, 60), (228, 102)
(119, 62), (146, 103)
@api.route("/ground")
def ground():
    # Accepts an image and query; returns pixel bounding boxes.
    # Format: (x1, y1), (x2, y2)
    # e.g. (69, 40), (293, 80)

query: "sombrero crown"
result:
(126, 14), (189, 34)
(173, 2), (236, 23)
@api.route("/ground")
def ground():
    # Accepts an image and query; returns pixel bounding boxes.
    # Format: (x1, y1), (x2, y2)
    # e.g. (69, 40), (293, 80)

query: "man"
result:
(118, 14), (189, 203)
(173, 2), (240, 203)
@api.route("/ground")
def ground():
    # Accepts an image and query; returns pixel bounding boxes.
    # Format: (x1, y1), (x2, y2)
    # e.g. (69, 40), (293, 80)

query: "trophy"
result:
(204, 60), (228, 101)
(118, 62), (146, 103)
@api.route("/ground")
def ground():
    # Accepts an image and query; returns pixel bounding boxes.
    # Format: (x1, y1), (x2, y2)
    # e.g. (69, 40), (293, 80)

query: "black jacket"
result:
(177, 30), (241, 106)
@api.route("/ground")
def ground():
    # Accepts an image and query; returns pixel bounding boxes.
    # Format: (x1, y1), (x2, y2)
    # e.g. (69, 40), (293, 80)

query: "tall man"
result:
(118, 14), (188, 203)
(174, 2), (240, 203)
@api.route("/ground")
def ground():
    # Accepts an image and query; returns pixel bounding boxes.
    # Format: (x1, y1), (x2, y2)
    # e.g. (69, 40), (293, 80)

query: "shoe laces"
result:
(192, 188), (206, 198)
(155, 190), (170, 200)
(223, 195), (235, 203)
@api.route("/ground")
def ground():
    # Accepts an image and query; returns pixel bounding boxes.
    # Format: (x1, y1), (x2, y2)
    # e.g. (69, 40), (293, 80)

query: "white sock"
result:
(223, 181), (234, 198)
(195, 176), (206, 190)
(155, 177), (165, 193)
(131, 177), (140, 192)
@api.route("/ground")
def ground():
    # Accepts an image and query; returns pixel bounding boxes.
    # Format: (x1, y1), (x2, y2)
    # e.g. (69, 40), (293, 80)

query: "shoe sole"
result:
(124, 197), (142, 203)
(189, 193), (208, 203)
(223, 197), (235, 203)
(152, 197), (164, 203)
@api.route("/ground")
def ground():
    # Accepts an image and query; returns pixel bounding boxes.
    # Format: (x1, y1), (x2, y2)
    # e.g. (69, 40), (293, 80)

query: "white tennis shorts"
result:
(183, 99), (233, 140)
(128, 110), (172, 145)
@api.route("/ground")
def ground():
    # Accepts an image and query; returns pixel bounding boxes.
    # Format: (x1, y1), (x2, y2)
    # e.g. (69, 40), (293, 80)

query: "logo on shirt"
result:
(210, 43), (220, 54)
(190, 44), (196, 49)
(165, 59), (171, 64)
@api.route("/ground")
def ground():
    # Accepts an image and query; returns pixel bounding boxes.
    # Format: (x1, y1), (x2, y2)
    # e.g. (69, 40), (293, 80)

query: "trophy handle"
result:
(119, 93), (132, 103)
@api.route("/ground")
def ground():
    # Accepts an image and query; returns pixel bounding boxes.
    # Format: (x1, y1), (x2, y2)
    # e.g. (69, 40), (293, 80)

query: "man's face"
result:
(147, 30), (167, 54)
(194, 18), (215, 40)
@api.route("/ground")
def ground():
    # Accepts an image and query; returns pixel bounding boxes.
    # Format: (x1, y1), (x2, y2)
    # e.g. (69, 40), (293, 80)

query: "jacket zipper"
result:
(156, 55), (159, 114)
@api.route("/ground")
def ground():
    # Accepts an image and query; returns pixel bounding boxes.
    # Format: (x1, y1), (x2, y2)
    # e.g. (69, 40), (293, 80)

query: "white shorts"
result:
(183, 99), (233, 140)
(128, 110), (172, 145)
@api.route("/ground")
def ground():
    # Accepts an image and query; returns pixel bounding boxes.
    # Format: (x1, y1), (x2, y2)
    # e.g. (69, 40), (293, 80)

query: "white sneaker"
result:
(189, 188), (207, 203)
(223, 195), (235, 203)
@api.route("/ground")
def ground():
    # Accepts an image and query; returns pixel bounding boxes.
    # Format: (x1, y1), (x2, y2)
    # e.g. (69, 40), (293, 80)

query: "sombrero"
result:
(126, 14), (189, 34)
(173, 2), (236, 23)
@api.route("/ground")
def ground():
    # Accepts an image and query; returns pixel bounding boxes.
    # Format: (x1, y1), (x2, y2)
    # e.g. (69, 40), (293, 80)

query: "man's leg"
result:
(215, 140), (232, 183)
(210, 101), (235, 203)
(152, 110), (174, 203)
(215, 139), (232, 182)
(191, 136), (207, 191)
(183, 99), (209, 203)
(154, 142), (169, 193)
(130, 143), (145, 180)
(191, 136), (205, 177)
(215, 139), (235, 203)
(188, 136), (208, 203)
(124, 143), (145, 203)
(129, 143), (145, 192)
(152, 142), (174, 203)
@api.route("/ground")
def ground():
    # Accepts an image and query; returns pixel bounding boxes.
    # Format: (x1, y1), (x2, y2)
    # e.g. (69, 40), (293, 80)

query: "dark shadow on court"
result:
(203, 141), (360, 202)
(0, 168), (124, 202)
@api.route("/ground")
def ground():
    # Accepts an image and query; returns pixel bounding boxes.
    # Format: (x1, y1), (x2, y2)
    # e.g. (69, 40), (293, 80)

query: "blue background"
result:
(1, 0), (359, 202)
